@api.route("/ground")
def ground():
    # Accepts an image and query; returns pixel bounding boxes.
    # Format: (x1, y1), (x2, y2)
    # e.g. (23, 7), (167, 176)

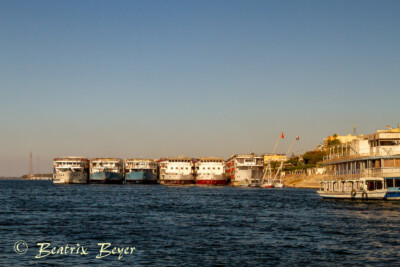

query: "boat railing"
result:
(323, 152), (400, 163)
(321, 167), (400, 181)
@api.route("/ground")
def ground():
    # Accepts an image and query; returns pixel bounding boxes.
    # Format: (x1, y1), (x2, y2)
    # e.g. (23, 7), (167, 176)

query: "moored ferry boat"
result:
(159, 158), (195, 185)
(89, 158), (124, 184)
(226, 154), (264, 187)
(125, 159), (158, 184)
(317, 177), (387, 199)
(195, 158), (226, 186)
(53, 157), (89, 184)
(322, 128), (400, 200)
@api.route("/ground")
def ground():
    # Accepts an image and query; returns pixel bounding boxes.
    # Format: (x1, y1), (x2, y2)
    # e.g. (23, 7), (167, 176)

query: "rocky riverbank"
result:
(283, 174), (327, 189)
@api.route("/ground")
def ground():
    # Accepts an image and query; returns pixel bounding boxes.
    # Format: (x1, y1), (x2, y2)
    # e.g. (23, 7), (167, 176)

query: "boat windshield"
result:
(367, 180), (383, 191)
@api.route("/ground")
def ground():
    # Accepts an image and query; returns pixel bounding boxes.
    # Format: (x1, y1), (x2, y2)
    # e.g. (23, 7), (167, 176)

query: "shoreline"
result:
(1, 176), (323, 189)
(283, 174), (324, 189)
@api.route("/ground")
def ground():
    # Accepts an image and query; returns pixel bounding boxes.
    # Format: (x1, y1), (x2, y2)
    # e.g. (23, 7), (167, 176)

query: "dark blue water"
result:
(1, 180), (400, 266)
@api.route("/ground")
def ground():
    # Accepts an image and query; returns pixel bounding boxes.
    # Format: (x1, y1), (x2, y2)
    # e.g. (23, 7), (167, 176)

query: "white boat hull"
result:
(260, 183), (274, 188)
(231, 169), (263, 187)
(317, 190), (387, 200)
(53, 171), (88, 184)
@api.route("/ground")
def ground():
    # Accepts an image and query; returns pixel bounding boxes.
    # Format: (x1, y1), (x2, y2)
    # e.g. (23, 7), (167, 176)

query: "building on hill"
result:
(263, 154), (287, 163)
(324, 134), (358, 146)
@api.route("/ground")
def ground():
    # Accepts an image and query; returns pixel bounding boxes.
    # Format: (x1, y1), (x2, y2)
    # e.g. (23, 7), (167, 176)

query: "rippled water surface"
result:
(1, 180), (400, 266)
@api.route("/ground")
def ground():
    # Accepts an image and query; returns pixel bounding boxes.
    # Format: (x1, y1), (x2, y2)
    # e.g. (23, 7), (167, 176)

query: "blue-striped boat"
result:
(384, 177), (400, 200)
(125, 159), (158, 184)
(89, 158), (124, 184)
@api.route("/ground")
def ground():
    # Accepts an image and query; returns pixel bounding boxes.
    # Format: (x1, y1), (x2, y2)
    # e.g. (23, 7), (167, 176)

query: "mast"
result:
(273, 136), (300, 183)
(262, 132), (284, 185)
(29, 151), (33, 178)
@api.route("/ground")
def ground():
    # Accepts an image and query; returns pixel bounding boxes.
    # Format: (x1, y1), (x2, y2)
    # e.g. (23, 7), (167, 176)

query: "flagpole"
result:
(286, 136), (300, 156)
(272, 132), (284, 154)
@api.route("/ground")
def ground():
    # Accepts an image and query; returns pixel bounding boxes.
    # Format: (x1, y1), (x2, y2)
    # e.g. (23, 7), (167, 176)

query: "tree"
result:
(286, 155), (301, 166)
(326, 134), (341, 147)
(302, 150), (327, 165)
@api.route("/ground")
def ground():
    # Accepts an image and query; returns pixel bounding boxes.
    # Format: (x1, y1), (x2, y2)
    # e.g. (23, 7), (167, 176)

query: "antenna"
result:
(29, 151), (33, 178)
(37, 155), (39, 174)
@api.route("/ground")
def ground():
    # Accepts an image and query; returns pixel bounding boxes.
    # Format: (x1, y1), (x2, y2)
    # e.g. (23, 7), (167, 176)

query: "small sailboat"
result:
(261, 134), (299, 189)
(260, 160), (275, 188)
(272, 160), (285, 188)
(260, 183), (274, 188)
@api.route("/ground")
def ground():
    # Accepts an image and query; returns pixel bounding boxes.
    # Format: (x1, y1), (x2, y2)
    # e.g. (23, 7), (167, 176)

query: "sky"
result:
(1, 0), (399, 176)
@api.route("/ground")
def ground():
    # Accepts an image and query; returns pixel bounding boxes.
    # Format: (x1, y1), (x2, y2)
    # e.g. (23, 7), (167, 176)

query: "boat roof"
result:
(360, 177), (385, 181)
(90, 158), (122, 161)
(164, 157), (193, 161)
(227, 154), (263, 160)
(323, 155), (400, 165)
(54, 157), (88, 161)
(321, 177), (385, 182)
(125, 158), (155, 162)
(198, 157), (224, 161)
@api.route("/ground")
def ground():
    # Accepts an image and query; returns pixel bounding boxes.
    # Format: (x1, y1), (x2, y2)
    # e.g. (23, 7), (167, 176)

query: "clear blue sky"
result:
(1, 0), (399, 176)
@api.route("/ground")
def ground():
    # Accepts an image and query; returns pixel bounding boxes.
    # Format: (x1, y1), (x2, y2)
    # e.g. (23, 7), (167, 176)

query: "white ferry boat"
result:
(53, 157), (89, 184)
(195, 158), (226, 186)
(89, 158), (124, 184)
(317, 177), (387, 199)
(125, 159), (158, 184)
(226, 154), (264, 187)
(159, 158), (195, 185)
(323, 128), (400, 200)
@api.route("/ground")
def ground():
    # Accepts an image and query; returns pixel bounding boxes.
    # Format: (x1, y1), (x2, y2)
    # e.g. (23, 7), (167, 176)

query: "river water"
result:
(1, 180), (400, 266)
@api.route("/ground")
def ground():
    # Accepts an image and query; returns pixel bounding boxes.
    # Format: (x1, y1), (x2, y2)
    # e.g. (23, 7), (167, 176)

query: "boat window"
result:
(387, 179), (394, 188)
(396, 179), (400, 187)
(376, 181), (383, 190)
(380, 140), (400, 146)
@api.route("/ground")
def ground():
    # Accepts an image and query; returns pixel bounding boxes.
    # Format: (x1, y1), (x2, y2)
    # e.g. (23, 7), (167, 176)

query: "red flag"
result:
(296, 136), (300, 140)
(281, 132), (284, 139)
